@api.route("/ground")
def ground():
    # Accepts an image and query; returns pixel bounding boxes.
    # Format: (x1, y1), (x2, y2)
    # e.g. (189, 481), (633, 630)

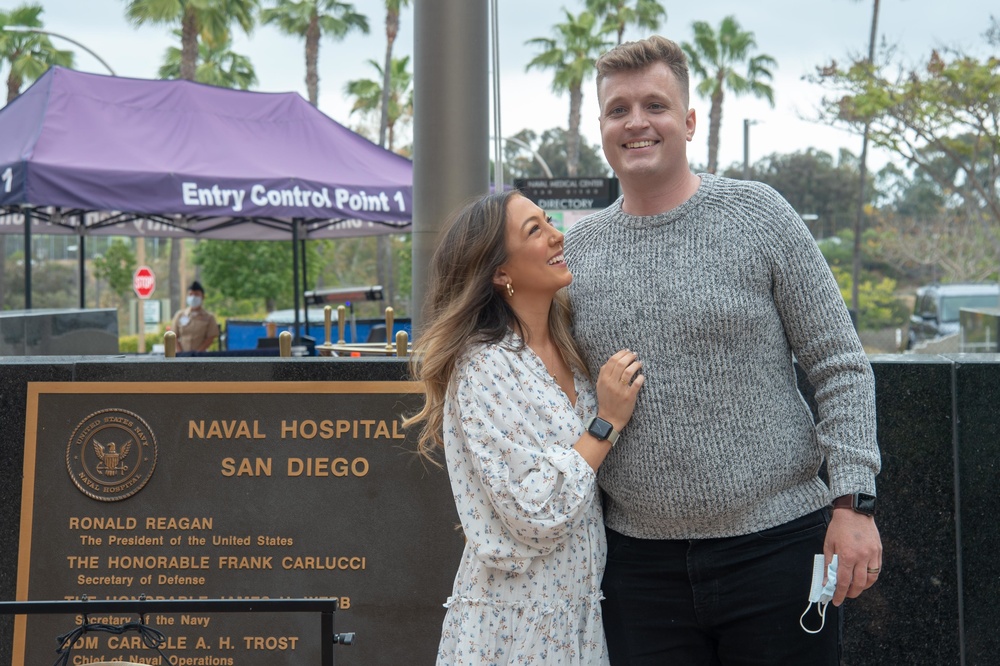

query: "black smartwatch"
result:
(587, 417), (620, 446)
(832, 493), (877, 516)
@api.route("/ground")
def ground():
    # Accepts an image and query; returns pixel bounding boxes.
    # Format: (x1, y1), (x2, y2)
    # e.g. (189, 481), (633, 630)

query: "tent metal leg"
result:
(78, 220), (86, 309)
(292, 218), (301, 343)
(24, 207), (32, 309)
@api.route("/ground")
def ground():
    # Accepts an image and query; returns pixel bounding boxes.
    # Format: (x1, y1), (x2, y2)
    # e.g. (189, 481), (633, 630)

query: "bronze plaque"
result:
(16, 381), (461, 665)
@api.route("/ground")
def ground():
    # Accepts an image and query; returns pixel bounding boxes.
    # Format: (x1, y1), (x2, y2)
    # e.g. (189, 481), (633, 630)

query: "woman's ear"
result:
(492, 270), (509, 291)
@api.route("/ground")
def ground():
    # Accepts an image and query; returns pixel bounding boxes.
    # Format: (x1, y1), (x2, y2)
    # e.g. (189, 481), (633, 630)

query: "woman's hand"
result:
(594, 349), (644, 432)
(573, 349), (644, 472)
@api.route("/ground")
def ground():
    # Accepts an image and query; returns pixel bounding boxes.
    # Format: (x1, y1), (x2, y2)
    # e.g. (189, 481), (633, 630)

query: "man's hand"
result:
(824, 509), (882, 606)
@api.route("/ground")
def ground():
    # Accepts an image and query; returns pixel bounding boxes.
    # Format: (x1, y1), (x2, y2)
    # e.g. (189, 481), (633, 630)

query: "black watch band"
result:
(832, 493), (877, 516)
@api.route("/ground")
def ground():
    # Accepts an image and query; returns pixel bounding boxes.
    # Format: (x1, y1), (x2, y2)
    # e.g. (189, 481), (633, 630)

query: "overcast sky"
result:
(12, 0), (997, 173)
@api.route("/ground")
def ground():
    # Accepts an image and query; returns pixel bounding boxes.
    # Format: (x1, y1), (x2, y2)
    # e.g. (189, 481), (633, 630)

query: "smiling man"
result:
(563, 35), (882, 665)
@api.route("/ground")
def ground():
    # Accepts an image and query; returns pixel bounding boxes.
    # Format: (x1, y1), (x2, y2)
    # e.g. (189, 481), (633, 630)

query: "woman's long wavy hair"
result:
(403, 190), (587, 462)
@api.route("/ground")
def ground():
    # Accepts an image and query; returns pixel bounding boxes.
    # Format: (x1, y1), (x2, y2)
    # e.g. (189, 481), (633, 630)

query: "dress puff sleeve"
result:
(446, 344), (598, 572)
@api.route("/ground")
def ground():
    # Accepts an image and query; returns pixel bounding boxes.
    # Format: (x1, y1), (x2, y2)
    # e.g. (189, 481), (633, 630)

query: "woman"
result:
(405, 191), (643, 665)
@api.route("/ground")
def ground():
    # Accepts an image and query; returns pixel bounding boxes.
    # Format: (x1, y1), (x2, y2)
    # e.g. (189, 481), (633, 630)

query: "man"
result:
(170, 280), (219, 353)
(564, 35), (881, 664)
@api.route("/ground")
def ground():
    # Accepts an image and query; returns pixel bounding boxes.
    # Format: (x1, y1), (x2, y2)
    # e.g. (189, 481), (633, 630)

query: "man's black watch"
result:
(586, 417), (620, 446)
(832, 493), (877, 516)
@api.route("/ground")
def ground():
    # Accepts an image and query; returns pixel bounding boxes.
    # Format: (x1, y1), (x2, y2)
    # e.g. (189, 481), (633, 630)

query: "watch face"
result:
(588, 418), (614, 441)
(855, 493), (877, 515)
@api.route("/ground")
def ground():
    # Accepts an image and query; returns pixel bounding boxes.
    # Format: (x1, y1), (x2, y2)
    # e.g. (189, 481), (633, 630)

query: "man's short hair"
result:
(595, 35), (690, 107)
(188, 280), (205, 293)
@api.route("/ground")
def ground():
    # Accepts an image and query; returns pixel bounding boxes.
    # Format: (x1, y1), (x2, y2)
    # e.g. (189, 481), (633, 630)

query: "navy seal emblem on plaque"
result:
(65, 408), (158, 501)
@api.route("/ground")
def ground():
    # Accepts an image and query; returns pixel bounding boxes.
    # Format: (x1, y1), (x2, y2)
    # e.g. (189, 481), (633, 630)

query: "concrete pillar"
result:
(411, 0), (490, 332)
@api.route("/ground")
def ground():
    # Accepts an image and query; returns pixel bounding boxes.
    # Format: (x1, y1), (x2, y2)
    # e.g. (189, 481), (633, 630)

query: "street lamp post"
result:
(0, 26), (116, 76)
(491, 136), (554, 180)
(743, 119), (759, 180)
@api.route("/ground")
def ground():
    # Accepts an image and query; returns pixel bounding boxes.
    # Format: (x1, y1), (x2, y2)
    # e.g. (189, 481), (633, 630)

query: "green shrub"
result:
(118, 332), (167, 354)
(830, 266), (910, 329)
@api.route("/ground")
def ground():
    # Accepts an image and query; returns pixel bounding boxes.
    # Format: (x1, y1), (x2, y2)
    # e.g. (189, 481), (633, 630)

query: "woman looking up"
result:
(405, 190), (643, 665)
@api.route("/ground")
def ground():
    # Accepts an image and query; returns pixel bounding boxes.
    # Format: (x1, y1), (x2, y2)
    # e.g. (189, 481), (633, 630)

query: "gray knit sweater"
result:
(564, 173), (880, 539)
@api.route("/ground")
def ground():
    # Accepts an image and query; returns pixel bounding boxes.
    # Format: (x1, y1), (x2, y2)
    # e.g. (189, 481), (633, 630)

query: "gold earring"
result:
(506, 282), (514, 297)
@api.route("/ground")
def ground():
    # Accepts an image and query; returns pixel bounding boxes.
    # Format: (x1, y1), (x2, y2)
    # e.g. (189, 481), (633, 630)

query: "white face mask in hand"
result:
(800, 554), (838, 634)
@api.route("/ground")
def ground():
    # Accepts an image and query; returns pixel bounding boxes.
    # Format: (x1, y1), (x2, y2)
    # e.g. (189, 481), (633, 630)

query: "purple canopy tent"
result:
(0, 67), (412, 332)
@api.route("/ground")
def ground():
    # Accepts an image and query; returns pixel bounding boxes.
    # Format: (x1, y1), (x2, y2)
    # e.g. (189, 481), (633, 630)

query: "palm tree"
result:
(260, 0), (369, 106)
(344, 56), (413, 153)
(159, 29), (257, 89)
(526, 10), (613, 177)
(586, 0), (666, 45)
(0, 3), (74, 103)
(123, 0), (258, 319)
(682, 15), (776, 174)
(124, 0), (258, 82)
(345, 54), (412, 309)
(378, 0), (410, 148)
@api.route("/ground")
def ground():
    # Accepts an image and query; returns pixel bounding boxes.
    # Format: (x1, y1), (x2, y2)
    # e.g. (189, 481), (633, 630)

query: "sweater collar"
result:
(611, 172), (716, 229)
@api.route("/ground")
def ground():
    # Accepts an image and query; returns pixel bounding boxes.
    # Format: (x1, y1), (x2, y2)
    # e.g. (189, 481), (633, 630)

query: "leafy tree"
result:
(315, 237), (375, 292)
(260, 0), (368, 106)
(724, 148), (862, 239)
(377, 0), (409, 148)
(828, 263), (908, 329)
(875, 161), (946, 219)
(526, 10), (613, 177)
(870, 208), (998, 284)
(92, 239), (138, 305)
(192, 239), (320, 313)
(2, 254), (77, 310)
(682, 15), (776, 174)
(344, 56), (413, 152)
(815, 230), (908, 330)
(586, 0), (666, 45)
(0, 3), (74, 103)
(501, 130), (551, 181)
(814, 23), (1000, 273)
(158, 29), (257, 88)
(312, 234), (411, 318)
(873, 162), (996, 284)
(392, 234), (411, 317)
(503, 127), (610, 180)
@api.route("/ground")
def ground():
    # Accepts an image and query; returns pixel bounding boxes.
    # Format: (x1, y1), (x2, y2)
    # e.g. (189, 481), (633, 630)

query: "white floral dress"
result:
(437, 333), (609, 665)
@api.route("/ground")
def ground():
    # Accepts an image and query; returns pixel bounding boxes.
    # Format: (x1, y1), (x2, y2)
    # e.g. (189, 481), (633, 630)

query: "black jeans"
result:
(602, 509), (841, 665)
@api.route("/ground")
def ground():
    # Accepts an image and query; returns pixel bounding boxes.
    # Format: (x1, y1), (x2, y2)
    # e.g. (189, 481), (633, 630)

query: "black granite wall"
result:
(1, 354), (997, 665)
(954, 358), (1000, 664)
(0, 309), (119, 355)
(842, 356), (962, 666)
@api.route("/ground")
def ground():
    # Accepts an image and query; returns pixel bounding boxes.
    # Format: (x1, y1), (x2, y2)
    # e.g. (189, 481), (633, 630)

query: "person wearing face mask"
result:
(404, 191), (644, 664)
(170, 280), (220, 353)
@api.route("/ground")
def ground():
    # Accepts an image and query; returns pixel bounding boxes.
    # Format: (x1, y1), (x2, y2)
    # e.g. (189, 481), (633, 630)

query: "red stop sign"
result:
(133, 265), (156, 299)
